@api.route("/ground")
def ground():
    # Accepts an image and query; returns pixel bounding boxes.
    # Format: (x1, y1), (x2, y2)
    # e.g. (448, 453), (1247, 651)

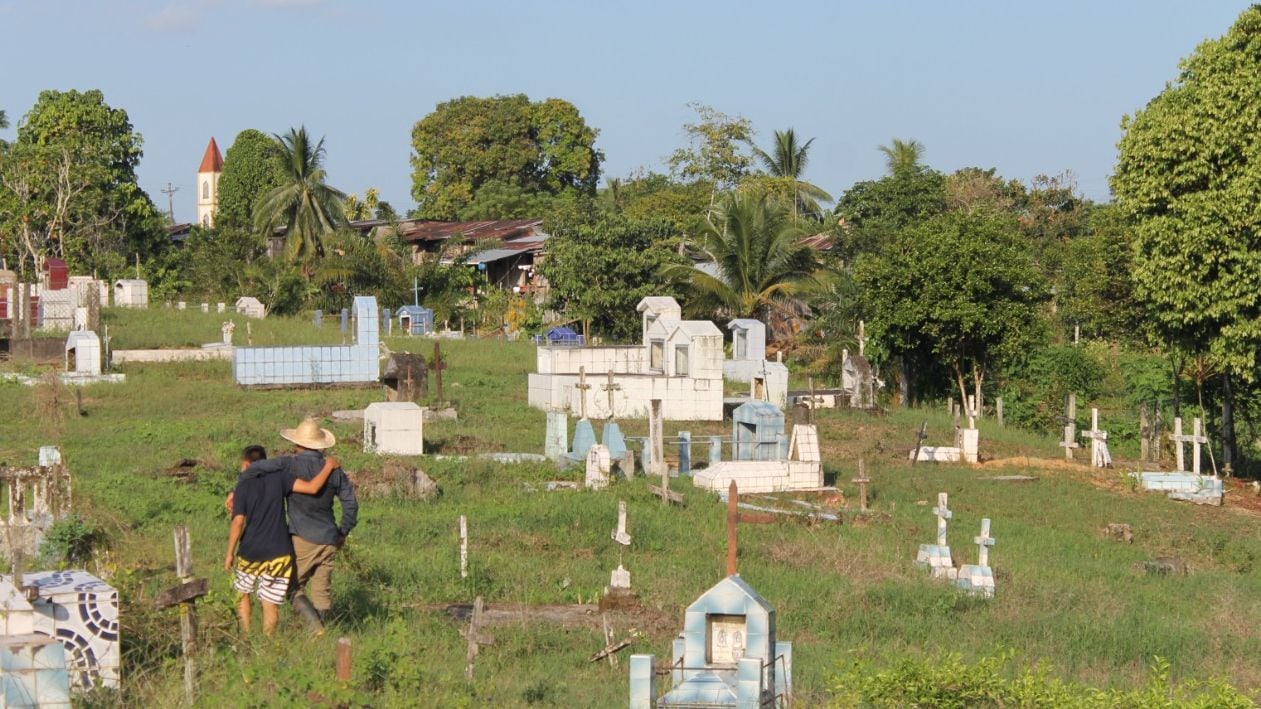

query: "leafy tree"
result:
(1058, 203), (1139, 340)
(665, 194), (823, 319)
(254, 126), (345, 263)
(1112, 6), (1261, 470)
(607, 172), (711, 240)
(0, 89), (164, 276)
(752, 128), (832, 219)
(855, 210), (1046, 411)
(410, 94), (601, 220)
(345, 187), (400, 222)
(215, 128), (284, 230)
(878, 138), (926, 176)
(538, 212), (686, 340)
(457, 180), (554, 221)
(668, 103), (755, 211)
(944, 167), (1024, 215)
(834, 167), (946, 258)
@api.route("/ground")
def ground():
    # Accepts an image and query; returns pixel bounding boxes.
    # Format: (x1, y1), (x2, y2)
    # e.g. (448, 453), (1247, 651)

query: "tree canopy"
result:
(216, 128), (284, 230)
(409, 94), (602, 220)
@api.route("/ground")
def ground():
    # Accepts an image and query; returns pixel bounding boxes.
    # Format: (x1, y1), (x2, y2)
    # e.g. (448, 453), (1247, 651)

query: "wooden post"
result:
(459, 515), (468, 579)
(601, 614), (618, 668)
(335, 637), (353, 681)
(910, 421), (928, 467)
(726, 481), (738, 576)
(996, 397), (1004, 427)
(1140, 403), (1150, 462)
(154, 526), (209, 707)
(851, 459), (870, 513)
(432, 340), (447, 404)
(464, 596), (494, 681)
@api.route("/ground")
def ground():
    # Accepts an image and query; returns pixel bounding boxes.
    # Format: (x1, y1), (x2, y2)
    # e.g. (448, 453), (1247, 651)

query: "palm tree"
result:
(752, 128), (832, 219)
(666, 194), (824, 318)
(254, 126), (345, 263)
(878, 138), (925, 175)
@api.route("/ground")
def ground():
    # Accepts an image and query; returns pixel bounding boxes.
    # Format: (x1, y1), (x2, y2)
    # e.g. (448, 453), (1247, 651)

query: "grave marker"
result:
(154, 526), (209, 705)
(612, 500), (632, 546)
(574, 366), (592, 419)
(956, 518), (996, 598)
(458, 515), (468, 579)
(1081, 408), (1111, 468)
(431, 340), (447, 404)
(915, 492), (955, 579)
(851, 459), (870, 513)
(1169, 417), (1209, 474)
(910, 421), (928, 467)
(601, 370), (622, 419)
(1059, 393), (1079, 460)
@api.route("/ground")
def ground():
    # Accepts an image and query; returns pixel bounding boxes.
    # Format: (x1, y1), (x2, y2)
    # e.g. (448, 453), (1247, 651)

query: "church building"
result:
(196, 137), (223, 227)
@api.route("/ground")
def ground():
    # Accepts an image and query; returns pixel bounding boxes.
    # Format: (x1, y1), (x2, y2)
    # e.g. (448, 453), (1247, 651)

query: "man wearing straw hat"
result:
(242, 417), (359, 626)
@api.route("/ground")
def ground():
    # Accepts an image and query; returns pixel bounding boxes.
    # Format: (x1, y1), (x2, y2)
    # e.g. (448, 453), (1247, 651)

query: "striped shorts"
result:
(233, 555), (294, 605)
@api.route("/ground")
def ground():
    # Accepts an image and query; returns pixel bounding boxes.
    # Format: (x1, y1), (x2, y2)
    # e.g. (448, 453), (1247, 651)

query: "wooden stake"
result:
(153, 526), (209, 707)
(464, 596), (492, 681)
(601, 614), (618, 668)
(459, 515), (468, 579)
(335, 637), (353, 682)
(910, 421), (928, 467)
(726, 481), (738, 576)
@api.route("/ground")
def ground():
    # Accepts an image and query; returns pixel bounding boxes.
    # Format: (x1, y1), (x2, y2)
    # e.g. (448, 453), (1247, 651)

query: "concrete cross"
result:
(601, 370), (622, 420)
(612, 500), (631, 546)
(1080, 407), (1108, 468)
(1169, 417), (1209, 474)
(574, 366), (592, 419)
(932, 492), (952, 546)
(973, 518), (995, 568)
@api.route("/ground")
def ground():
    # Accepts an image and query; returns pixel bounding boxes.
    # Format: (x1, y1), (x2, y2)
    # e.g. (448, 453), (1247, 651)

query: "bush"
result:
(830, 651), (1254, 708)
(39, 515), (107, 566)
(1000, 345), (1105, 431)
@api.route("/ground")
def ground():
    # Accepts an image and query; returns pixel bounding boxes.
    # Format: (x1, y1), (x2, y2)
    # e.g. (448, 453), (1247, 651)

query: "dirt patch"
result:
(161, 458), (203, 482)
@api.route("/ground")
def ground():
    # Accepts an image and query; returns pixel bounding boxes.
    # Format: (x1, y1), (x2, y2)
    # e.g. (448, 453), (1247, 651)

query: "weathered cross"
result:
(932, 492), (952, 547)
(1080, 407), (1108, 468)
(910, 421), (929, 467)
(973, 518), (995, 568)
(850, 458), (871, 513)
(601, 370), (622, 420)
(431, 340), (447, 404)
(154, 526), (210, 706)
(1059, 393), (1079, 460)
(574, 366), (592, 419)
(612, 500), (632, 546)
(1169, 417), (1209, 474)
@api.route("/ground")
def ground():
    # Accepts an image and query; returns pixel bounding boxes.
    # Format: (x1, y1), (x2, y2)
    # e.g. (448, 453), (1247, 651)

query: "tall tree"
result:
(0, 110), (8, 130)
(0, 89), (164, 275)
(1112, 6), (1261, 471)
(215, 128), (284, 231)
(665, 194), (822, 318)
(668, 103), (755, 212)
(254, 127), (345, 262)
(409, 94), (602, 220)
(856, 210), (1046, 412)
(752, 128), (832, 219)
(878, 138), (926, 176)
(834, 167), (946, 259)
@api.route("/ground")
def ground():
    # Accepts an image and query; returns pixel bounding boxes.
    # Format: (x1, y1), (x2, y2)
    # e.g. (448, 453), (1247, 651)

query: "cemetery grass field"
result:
(2, 312), (1260, 706)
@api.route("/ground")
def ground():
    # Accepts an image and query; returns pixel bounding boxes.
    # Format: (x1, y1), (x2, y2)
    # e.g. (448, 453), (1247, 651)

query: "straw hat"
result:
(281, 417), (336, 450)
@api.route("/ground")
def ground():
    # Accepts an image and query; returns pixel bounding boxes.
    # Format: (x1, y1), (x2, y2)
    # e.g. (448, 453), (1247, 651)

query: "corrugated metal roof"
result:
(397, 218), (544, 243)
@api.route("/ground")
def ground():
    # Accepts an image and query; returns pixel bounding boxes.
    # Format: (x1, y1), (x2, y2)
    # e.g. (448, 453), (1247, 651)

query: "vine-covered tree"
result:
(215, 128), (284, 231)
(410, 94), (601, 220)
(1112, 6), (1261, 470)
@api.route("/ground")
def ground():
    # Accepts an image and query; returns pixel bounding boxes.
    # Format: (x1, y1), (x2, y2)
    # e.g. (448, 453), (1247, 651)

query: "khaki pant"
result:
(292, 535), (339, 612)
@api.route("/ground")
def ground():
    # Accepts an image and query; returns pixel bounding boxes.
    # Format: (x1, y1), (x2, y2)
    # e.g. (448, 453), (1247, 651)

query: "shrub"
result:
(39, 515), (107, 566)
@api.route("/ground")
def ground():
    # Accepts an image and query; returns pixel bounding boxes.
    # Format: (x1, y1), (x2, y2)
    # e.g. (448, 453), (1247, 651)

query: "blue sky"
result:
(0, 0), (1249, 222)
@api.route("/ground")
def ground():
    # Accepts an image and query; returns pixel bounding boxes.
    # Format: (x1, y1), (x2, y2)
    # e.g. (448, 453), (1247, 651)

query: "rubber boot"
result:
(292, 594), (325, 635)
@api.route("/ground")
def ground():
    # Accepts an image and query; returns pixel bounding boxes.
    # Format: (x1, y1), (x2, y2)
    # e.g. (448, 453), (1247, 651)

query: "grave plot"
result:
(1131, 416), (1223, 505)
(1, 447), (73, 562)
(233, 295), (380, 386)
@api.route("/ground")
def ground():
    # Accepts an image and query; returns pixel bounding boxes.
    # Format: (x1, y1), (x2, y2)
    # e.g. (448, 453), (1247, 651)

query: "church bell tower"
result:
(196, 137), (223, 228)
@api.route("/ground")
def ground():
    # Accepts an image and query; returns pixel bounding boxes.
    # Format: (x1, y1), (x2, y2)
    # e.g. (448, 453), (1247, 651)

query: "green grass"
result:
(2, 310), (1258, 706)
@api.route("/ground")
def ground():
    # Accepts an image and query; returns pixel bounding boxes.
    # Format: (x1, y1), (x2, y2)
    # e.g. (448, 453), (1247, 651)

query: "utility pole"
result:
(161, 182), (179, 224)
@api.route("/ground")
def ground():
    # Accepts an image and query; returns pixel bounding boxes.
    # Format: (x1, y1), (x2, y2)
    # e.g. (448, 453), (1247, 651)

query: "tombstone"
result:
(612, 500), (632, 546)
(914, 493), (956, 579)
(72, 306), (89, 331)
(363, 403), (424, 456)
(630, 575), (792, 708)
(396, 305), (434, 336)
(177, 301), (186, 311)
(1, 448), (73, 563)
(340, 308), (349, 335)
(6, 570), (120, 689)
(648, 399), (666, 476)
(0, 579), (72, 706)
(610, 564), (631, 590)
(601, 422), (628, 462)
(731, 400), (785, 461)
(585, 444), (611, 490)
(234, 296), (266, 319)
(221, 321), (235, 346)
(956, 427), (980, 464)
(381, 352), (428, 402)
(313, 309), (323, 327)
(709, 436), (722, 465)
(1059, 393), (1079, 460)
(956, 519), (996, 598)
(113, 279), (148, 308)
(545, 410), (568, 462)
(570, 418), (597, 463)
(199, 302), (209, 314)
(217, 302), (226, 313)
(677, 431), (692, 476)
(841, 350), (876, 409)
(64, 330), (102, 376)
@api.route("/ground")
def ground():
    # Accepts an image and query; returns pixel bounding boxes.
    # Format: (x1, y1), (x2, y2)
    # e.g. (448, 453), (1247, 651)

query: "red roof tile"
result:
(198, 137), (223, 173)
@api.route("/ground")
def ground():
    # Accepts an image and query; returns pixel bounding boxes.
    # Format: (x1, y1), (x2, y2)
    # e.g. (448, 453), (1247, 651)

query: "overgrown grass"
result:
(1, 310), (1258, 706)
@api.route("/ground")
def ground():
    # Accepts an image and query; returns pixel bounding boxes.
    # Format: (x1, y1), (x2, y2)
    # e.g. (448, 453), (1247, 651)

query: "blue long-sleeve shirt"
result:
(244, 449), (358, 545)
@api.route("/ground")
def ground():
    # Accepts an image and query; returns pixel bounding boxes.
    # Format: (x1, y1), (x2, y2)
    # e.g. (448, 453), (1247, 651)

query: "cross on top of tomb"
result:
(932, 492), (952, 546)
(1169, 416), (1209, 474)
(574, 366), (592, 419)
(601, 370), (622, 420)
(973, 518), (995, 567)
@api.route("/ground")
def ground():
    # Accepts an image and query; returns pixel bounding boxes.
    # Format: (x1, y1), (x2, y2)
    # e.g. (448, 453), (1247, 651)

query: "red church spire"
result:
(198, 137), (224, 173)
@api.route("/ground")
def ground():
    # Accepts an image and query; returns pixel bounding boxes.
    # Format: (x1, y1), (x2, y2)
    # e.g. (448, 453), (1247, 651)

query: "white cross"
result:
(1169, 417), (1209, 474)
(931, 492), (952, 546)
(1080, 408), (1108, 468)
(857, 319), (867, 357)
(574, 366), (591, 419)
(601, 370), (622, 419)
(612, 500), (631, 546)
(973, 518), (995, 568)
